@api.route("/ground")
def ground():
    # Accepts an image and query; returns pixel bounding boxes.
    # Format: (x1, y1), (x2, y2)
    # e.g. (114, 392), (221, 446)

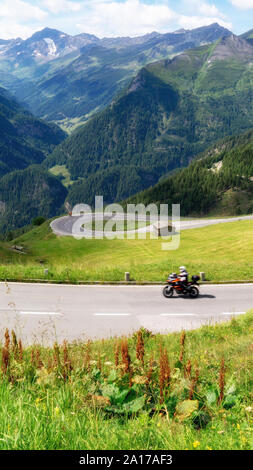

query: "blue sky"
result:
(0, 0), (252, 39)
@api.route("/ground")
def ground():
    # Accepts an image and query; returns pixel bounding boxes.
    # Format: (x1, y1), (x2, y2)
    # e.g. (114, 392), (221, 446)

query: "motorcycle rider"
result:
(179, 266), (189, 290)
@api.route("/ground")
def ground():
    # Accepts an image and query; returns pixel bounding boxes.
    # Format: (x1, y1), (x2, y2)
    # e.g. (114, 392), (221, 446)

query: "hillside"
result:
(44, 34), (253, 206)
(0, 24), (231, 128)
(126, 129), (253, 216)
(0, 165), (67, 234)
(0, 87), (65, 177)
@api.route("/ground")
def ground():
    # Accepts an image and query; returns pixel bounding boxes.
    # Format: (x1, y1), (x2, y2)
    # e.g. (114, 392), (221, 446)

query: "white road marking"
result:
(19, 311), (62, 316)
(94, 313), (130, 316)
(161, 313), (195, 317)
(222, 312), (246, 316)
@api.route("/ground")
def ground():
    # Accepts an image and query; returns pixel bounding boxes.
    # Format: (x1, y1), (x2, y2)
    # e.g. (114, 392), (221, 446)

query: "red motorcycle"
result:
(163, 274), (200, 298)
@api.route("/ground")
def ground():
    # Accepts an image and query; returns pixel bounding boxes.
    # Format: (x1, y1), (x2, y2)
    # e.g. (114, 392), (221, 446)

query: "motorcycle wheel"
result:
(163, 286), (174, 298)
(189, 286), (199, 298)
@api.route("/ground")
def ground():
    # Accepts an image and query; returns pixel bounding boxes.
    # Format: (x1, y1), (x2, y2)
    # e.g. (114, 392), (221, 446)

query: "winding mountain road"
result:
(51, 214), (253, 238)
(0, 282), (252, 345)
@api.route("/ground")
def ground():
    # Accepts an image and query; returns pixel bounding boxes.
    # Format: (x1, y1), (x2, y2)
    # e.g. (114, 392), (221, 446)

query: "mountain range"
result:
(0, 23), (231, 129)
(46, 33), (253, 207)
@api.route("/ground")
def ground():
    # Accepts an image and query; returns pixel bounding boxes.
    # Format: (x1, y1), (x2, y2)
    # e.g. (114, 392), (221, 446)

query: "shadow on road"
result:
(198, 294), (216, 299)
(168, 294), (216, 300)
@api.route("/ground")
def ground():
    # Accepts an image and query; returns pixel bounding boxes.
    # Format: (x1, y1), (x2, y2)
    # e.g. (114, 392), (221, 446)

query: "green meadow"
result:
(0, 218), (252, 283)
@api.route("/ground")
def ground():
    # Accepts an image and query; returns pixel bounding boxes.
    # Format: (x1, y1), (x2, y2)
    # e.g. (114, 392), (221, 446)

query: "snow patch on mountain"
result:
(44, 38), (58, 56)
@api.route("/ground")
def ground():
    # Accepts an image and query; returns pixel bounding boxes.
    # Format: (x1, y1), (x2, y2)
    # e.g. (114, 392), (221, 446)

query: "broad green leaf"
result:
(223, 395), (237, 409)
(107, 369), (117, 384)
(122, 396), (146, 413)
(206, 390), (218, 407)
(176, 400), (199, 420)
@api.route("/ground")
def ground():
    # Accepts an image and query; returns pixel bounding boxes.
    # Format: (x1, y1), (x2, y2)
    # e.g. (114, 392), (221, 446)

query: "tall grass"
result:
(1, 312), (253, 450)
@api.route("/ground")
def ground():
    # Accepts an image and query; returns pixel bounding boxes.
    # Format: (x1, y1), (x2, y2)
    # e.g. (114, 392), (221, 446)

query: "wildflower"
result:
(54, 407), (60, 415)
(206, 446), (212, 450)
(237, 423), (240, 429)
(245, 407), (253, 413)
(193, 441), (200, 448)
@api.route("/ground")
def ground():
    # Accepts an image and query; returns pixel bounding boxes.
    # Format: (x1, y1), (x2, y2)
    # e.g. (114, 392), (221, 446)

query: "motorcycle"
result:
(163, 273), (200, 299)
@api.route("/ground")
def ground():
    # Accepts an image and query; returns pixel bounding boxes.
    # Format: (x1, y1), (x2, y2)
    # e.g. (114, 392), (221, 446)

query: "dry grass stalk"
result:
(53, 342), (61, 368)
(83, 341), (91, 371)
(189, 365), (199, 400)
(31, 348), (36, 367)
(4, 329), (10, 351)
(185, 359), (192, 379)
(97, 351), (102, 372)
(121, 338), (131, 374)
(36, 348), (43, 369)
(218, 357), (225, 404)
(146, 355), (154, 386)
(159, 346), (171, 402)
(18, 339), (23, 362)
(63, 340), (72, 381)
(136, 330), (145, 366)
(114, 341), (120, 367)
(1, 347), (9, 375)
(179, 330), (186, 362)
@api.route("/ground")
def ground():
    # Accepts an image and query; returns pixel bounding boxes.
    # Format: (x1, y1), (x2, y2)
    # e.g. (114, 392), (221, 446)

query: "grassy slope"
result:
(0, 218), (252, 282)
(1, 311), (253, 449)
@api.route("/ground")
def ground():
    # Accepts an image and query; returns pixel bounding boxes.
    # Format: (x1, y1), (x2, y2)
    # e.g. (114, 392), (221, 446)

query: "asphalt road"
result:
(0, 283), (252, 345)
(51, 214), (253, 237)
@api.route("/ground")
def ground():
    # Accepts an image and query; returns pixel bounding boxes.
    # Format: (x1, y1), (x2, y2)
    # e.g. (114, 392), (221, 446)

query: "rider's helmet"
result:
(179, 266), (186, 272)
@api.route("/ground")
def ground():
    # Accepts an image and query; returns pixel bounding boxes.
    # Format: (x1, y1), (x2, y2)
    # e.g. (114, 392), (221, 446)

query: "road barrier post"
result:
(200, 272), (206, 281)
(125, 272), (130, 282)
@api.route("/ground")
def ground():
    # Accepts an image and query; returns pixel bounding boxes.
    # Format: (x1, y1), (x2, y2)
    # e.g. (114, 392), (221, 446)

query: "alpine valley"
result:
(1, 24), (253, 233)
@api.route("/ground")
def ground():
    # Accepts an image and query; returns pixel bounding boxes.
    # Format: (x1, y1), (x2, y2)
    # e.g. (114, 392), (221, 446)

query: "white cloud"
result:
(0, 21), (40, 40)
(0, 0), (47, 21)
(0, 0), (233, 40)
(77, 0), (177, 37)
(42, 0), (81, 14)
(0, 0), (47, 39)
(229, 0), (253, 10)
(181, 0), (226, 18)
(177, 15), (232, 31)
(76, 0), (231, 38)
